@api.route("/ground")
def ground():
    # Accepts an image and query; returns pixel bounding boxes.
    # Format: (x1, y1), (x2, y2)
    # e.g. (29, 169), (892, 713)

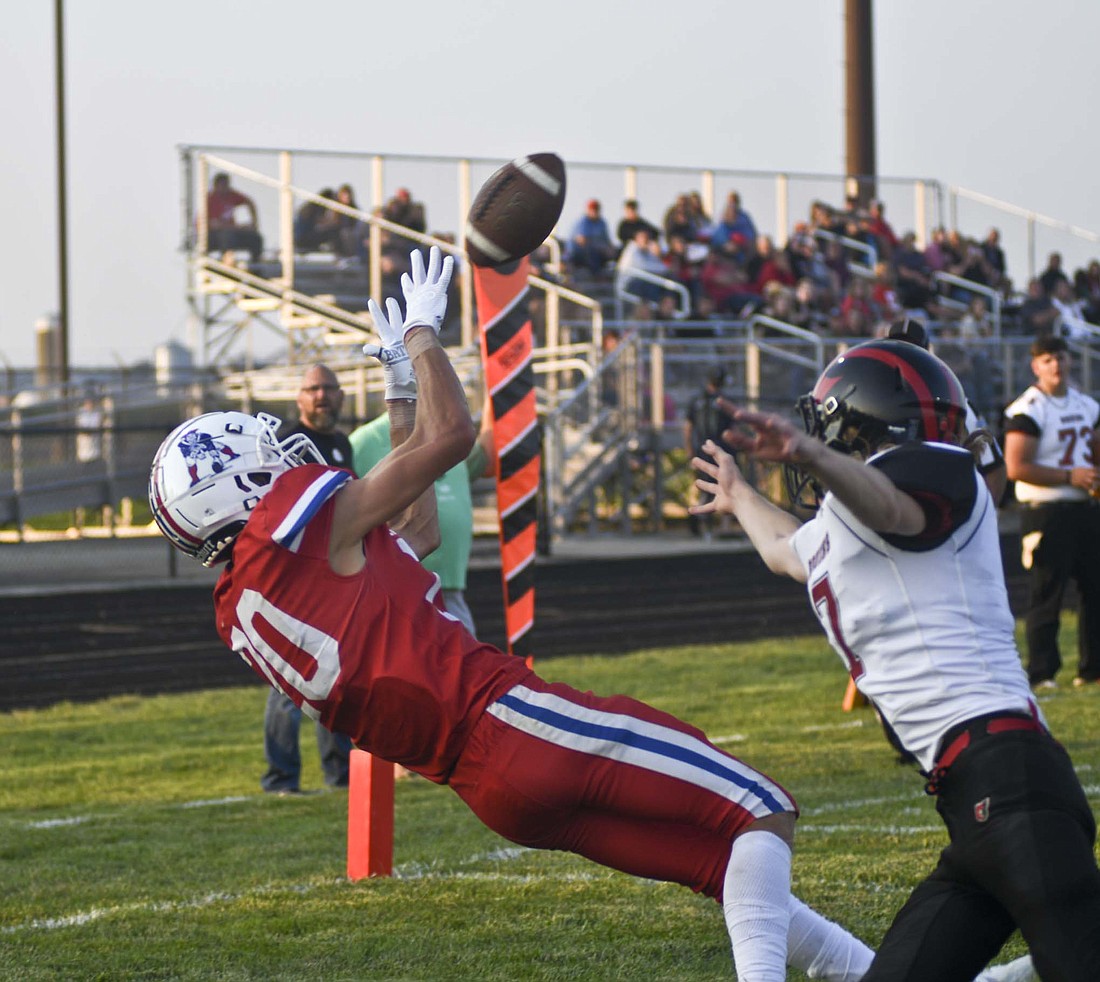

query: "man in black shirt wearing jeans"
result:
(262, 364), (357, 793)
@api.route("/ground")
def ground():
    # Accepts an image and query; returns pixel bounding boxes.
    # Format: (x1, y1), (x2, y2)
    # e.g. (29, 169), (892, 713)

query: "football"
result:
(464, 152), (567, 268)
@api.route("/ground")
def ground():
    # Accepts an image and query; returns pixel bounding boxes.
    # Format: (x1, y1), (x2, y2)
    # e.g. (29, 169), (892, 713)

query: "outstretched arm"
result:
(691, 439), (806, 581)
(331, 247), (474, 572)
(719, 400), (926, 536)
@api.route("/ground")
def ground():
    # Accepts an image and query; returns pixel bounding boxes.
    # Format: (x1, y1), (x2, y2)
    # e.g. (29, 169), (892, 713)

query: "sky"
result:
(2, 0), (1099, 369)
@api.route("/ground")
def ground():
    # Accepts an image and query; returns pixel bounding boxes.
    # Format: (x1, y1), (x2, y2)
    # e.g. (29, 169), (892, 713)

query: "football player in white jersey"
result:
(1003, 333), (1100, 689)
(691, 338), (1097, 980)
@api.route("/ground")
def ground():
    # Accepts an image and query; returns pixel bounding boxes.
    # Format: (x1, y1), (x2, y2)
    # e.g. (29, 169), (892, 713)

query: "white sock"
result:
(722, 830), (792, 982)
(786, 895), (874, 981)
(974, 954), (1037, 982)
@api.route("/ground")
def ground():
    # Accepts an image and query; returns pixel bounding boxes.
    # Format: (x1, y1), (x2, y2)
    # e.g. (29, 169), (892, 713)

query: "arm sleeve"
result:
(465, 439), (488, 481)
(870, 443), (979, 552)
(1003, 413), (1040, 437)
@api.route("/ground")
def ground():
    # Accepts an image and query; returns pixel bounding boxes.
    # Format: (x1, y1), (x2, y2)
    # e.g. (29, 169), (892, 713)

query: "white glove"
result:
(401, 245), (454, 337)
(364, 296), (416, 400)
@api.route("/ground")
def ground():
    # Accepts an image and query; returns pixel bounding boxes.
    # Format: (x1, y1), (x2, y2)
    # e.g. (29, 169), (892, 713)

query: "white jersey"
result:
(1004, 384), (1100, 505)
(790, 442), (1038, 771)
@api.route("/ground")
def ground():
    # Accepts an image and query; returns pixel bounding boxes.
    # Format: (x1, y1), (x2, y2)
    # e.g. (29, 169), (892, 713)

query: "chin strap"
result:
(199, 522), (246, 567)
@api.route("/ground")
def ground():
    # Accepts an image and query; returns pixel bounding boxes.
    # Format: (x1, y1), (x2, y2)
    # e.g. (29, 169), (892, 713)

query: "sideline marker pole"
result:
(346, 748), (394, 879)
(841, 677), (868, 711)
(473, 258), (538, 665)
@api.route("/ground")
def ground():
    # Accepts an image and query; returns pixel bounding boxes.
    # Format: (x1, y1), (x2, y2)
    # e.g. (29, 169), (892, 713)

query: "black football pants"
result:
(861, 728), (1100, 982)
(1021, 501), (1100, 684)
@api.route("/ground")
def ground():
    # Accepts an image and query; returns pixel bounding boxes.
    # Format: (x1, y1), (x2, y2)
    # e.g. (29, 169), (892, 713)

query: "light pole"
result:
(54, 0), (70, 387)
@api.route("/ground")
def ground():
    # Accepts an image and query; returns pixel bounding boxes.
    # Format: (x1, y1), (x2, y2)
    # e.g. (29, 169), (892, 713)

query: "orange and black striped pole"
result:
(473, 259), (538, 665)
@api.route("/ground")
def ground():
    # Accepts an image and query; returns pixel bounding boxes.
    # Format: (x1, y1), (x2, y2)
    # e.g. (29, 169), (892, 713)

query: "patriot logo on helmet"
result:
(177, 425), (241, 486)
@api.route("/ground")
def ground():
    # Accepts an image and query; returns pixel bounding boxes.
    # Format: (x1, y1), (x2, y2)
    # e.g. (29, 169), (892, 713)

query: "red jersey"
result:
(213, 464), (531, 782)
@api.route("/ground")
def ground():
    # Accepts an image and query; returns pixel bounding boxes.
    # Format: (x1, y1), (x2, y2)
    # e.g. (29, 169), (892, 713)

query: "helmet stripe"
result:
(844, 346), (944, 439)
(150, 476), (203, 548)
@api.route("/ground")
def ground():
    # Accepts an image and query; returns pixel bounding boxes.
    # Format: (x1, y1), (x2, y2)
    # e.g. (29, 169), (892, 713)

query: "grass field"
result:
(2, 617), (1096, 980)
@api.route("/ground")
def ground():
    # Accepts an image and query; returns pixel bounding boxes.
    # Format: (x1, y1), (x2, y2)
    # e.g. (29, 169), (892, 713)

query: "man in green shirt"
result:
(349, 408), (494, 634)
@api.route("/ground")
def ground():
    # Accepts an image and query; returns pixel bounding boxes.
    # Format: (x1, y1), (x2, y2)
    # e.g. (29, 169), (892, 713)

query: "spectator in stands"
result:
(205, 172), (263, 262)
(700, 243), (755, 316)
(870, 261), (902, 322)
(841, 193), (864, 223)
(846, 212), (881, 264)
(334, 183), (367, 259)
(923, 226), (951, 273)
(1050, 278), (1094, 340)
(294, 188), (341, 253)
(662, 234), (704, 312)
(822, 237), (851, 294)
(1017, 277), (1060, 337)
(981, 227), (1007, 287)
(787, 226), (839, 305)
(382, 187), (427, 233)
(378, 226), (415, 297)
(662, 194), (696, 243)
(686, 191), (712, 240)
(618, 227), (670, 304)
(709, 192), (757, 251)
(792, 277), (826, 331)
(894, 231), (937, 311)
(864, 200), (898, 260)
(749, 236), (796, 296)
(759, 282), (804, 328)
(1074, 259), (1100, 322)
(946, 238), (995, 304)
(615, 199), (660, 255)
(1039, 251), (1071, 297)
(959, 295), (993, 340)
(566, 198), (616, 278)
(808, 200), (837, 238)
(833, 278), (877, 337)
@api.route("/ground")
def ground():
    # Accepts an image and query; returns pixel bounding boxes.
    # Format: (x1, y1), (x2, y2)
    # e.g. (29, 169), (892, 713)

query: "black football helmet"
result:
(785, 338), (968, 507)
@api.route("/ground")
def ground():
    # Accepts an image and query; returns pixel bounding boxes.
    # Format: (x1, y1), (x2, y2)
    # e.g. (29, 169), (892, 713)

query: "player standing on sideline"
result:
(691, 338), (1092, 981)
(1003, 333), (1100, 689)
(154, 246), (891, 981)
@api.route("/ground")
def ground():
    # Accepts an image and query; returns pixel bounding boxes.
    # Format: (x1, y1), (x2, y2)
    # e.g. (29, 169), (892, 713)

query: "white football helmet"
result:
(149, 411), (320, 566)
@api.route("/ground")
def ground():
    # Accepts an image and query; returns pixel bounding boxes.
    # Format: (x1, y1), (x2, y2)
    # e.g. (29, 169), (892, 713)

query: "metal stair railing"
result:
(745, 315), (827, 409)
(612, 266), (692, 321)
(541, 336), (638, 537)
(930, 270), (1004, 337)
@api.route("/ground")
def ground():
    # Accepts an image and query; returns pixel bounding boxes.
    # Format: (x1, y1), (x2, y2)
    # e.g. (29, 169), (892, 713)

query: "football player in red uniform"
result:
(692, 339), (1093, 980)
(151, 246), (886, 982)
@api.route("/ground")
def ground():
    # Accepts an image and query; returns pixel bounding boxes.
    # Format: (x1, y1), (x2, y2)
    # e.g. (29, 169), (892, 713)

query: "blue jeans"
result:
(262, 689), (352, 792)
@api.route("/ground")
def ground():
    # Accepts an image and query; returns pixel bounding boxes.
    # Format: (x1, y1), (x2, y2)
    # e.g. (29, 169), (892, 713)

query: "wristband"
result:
(404, 326), (442, 360)
(387, 400), (416, 429)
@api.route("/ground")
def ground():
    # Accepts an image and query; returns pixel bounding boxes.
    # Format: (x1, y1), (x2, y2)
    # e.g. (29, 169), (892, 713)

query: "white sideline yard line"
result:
(800, 720), (866, 732)
(19, 795), (253, 831)
(0, 845), (607, 937)
(802, 794), (915, 815)
(801, 823), (941, 835)
(709, 733), (747, 745)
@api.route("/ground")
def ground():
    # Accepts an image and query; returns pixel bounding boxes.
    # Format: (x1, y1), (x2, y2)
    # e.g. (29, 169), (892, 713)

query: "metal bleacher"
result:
(4, 146), (1100, 547)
